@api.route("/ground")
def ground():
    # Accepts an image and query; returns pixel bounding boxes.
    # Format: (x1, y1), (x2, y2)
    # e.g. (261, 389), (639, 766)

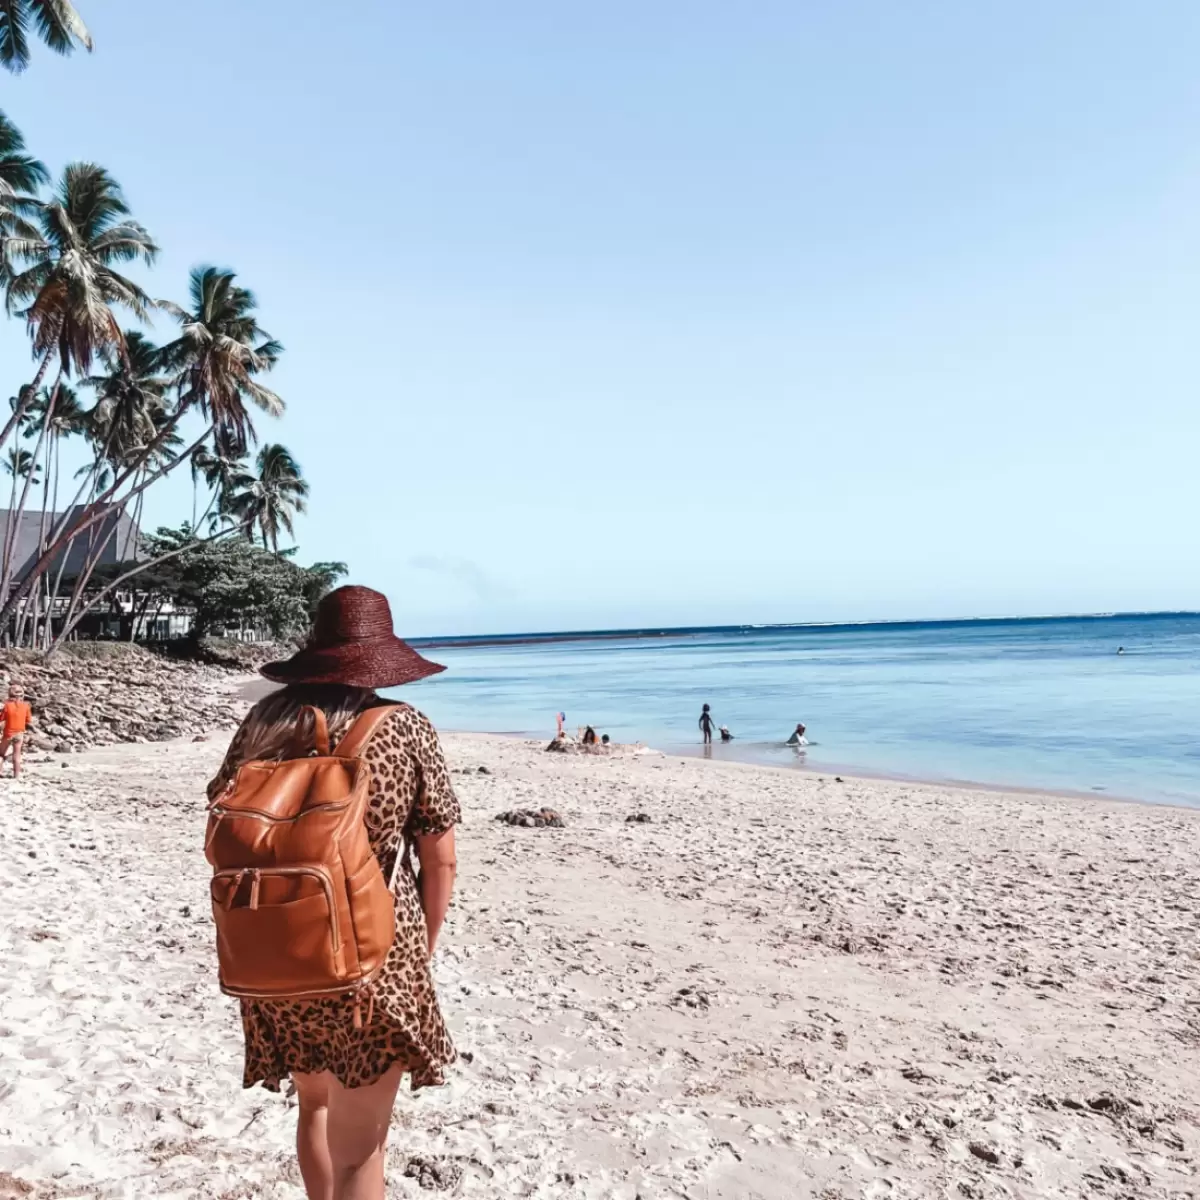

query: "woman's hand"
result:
(415, 827), (457, 955)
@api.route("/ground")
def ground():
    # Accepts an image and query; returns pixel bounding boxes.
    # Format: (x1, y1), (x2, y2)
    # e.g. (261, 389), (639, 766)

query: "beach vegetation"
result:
(0, 100), (316, 653)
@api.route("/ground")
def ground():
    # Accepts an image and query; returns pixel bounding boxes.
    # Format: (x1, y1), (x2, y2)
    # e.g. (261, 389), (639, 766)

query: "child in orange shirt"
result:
(1, 683), (32, 778)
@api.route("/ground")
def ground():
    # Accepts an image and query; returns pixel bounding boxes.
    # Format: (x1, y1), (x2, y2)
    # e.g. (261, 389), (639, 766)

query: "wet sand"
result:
(1, 730), (1197, 1198)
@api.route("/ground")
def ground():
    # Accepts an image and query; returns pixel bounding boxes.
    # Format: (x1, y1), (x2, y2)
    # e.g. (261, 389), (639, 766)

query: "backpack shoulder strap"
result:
(333, 704), (405, 760)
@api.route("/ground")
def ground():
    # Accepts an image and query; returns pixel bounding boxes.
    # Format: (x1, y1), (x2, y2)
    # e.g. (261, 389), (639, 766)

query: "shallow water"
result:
(399, 613), (1200, 807)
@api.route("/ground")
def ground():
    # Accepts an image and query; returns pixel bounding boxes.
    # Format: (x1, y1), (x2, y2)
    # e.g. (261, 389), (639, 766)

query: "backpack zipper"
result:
(210, 798), (352, 823)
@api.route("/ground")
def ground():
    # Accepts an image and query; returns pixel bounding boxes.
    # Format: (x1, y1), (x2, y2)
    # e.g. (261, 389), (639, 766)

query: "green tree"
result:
(226, 442), (308, 552)
(0, 0), (92, 74)
(135, 529), (335, 643)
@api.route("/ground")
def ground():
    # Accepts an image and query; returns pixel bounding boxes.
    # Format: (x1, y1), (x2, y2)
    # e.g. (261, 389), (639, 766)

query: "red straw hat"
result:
(260, 586), (445, 689)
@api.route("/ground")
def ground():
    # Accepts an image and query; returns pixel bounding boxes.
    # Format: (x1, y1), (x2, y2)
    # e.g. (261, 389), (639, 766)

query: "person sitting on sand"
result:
(1, 682), (32, 778)
(786, 722), (808, 746)
(582, 725), (597, 746)
(601, 733), (610, 746)
(719, 726), (733, 743)
(699, 703), (715, 745)
(207, 587), (459, 1200)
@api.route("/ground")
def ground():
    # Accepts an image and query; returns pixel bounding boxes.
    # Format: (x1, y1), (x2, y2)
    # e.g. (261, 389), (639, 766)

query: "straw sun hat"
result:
(260, 586), (445, 689)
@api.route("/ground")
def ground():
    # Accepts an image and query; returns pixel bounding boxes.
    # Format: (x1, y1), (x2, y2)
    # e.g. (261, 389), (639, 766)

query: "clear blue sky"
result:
(4, 2), (1200, 634)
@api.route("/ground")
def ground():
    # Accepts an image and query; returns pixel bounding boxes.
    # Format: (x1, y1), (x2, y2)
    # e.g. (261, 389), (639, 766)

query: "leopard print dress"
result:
(207, 701), (459, 1093)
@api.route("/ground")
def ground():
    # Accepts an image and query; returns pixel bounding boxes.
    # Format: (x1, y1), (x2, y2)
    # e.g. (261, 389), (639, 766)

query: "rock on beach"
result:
(0, 643), (257, 755)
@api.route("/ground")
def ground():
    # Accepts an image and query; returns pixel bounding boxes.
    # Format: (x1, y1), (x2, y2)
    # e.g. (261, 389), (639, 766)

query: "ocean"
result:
(400, 612), (1200, 808)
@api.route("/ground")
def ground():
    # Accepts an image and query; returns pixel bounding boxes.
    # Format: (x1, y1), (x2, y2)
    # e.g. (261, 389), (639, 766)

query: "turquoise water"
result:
(399, 613), (1200, 807)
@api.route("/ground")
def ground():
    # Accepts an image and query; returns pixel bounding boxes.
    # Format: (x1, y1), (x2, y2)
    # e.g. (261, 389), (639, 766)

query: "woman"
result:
(208, 586), (459, 1200)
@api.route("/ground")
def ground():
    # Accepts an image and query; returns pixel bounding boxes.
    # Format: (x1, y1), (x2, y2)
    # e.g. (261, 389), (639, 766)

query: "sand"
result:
(0, 730), (1197, 1199)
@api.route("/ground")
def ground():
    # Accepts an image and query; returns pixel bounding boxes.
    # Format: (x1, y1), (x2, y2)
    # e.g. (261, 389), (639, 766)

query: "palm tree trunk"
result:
(0, 373), (59, 609)
(18, 419), (55, 648)
(44, 434), (66, 648)
(58, 514), (122, 637)
(0, 460), (17, 644)
(0, 348), (54, 455)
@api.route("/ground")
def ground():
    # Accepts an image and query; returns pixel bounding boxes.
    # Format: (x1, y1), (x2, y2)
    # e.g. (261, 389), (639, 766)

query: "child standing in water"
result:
(698, 703), (715, 745)
(1, 683), (32, 778)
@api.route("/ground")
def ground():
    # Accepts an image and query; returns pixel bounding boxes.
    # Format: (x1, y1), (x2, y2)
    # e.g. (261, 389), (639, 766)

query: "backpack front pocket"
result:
(211, 865), (344, 998)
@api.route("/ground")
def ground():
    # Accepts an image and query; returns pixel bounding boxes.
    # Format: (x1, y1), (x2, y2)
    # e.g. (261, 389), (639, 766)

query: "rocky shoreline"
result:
(0, 643), (260, 755)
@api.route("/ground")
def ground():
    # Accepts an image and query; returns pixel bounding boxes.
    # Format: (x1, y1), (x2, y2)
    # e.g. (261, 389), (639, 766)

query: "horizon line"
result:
(408, 608), (1200, 649)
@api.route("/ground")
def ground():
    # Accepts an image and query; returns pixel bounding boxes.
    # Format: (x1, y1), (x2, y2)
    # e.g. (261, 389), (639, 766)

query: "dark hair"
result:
(702, 703), (710, 712)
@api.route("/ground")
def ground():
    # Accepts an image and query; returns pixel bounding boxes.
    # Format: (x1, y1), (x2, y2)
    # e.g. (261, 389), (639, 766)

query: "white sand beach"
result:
(1, 730), (1197, 1199)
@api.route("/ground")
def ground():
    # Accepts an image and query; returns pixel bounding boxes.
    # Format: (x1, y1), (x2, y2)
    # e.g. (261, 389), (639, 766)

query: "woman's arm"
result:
(415, 827), (458, 955)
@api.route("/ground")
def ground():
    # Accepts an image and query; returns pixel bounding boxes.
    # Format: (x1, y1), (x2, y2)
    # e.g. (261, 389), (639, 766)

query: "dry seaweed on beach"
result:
(494, 807), (564, 828)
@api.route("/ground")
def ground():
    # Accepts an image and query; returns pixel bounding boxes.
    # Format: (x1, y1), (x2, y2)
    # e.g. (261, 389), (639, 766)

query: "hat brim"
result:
(259, 637), (445, 690)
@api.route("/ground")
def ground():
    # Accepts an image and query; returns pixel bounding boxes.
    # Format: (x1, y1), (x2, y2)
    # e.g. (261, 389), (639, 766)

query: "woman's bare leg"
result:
(325, 1063), (405, 1200)
(11, 738), (22, 778)
(292, 1071), (334, 1200)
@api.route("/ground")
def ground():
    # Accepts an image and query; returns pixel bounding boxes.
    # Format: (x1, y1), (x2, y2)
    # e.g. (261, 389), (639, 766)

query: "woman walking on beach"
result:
(207, 587), (459, 1200)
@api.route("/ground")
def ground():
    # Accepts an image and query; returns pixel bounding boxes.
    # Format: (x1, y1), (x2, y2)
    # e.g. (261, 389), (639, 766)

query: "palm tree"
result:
(3, 446), (40, 482)
(190, 426), (245, 529)
(226, 443), (308, 553)
(78, 331), (174, 567)
(24, 381), (82, 514)
(159, 266), (283, 454)
(4, 163), (157, 392)
(0, 110), (47, 271)
(0, 0), (92, 74)
(23, 382), (82, 637)
(0, 264), (285, 634)
(83, 330), (171, 469)
(0, 166), (156, 613)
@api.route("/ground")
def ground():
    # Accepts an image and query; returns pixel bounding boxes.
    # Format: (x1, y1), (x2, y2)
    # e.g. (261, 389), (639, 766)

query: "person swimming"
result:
(786, 722), (808, 746)
(719, 726), (733, 742)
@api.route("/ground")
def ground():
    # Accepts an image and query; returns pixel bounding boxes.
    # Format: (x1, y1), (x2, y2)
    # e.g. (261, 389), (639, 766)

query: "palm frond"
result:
(27, 0), (91, 56)
(0, 0), (31, 72)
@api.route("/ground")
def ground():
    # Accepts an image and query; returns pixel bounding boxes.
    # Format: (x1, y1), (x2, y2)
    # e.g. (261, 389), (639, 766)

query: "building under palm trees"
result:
(0, 506), (194, 642)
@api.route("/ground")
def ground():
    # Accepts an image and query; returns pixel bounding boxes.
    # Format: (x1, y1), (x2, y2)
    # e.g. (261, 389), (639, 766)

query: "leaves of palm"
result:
(225, 443), (308, 552)
(0, 0), (92, 73)
(83, 329), (171, 467)
(3, 445), (40, 480)
(5, 163), (157, 377)
(0, 110), (48, 273)
(190, 427), (246, 526)
(159, 266), (283, 453)
(23, 380), (83, 436)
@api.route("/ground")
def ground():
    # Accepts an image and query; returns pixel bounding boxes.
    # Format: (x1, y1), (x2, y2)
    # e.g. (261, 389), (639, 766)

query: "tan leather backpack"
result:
(205, 704), (400, 1022)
